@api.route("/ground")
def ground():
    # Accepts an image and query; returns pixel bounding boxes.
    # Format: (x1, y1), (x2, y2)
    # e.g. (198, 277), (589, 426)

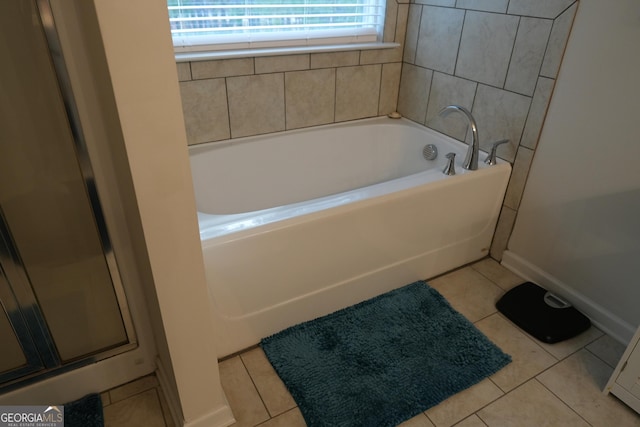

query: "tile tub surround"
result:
(176, 0), (578, 262)
(399, 1), (578, 260)
(177, 0), (409, 143)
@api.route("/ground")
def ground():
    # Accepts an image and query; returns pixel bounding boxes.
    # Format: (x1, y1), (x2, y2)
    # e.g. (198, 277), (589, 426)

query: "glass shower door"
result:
(0, 0), (133, 387)
(0, 261), (43, 384)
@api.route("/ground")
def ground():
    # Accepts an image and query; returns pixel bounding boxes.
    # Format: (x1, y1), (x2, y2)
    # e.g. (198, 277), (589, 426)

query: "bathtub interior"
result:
(191, 118), (489, 240)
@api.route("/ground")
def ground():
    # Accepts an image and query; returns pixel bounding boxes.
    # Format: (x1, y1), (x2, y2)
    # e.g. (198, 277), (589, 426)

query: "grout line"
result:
(502, 15), (521, 89)
(376, 63), (383, 116)
(219, 344), (260, 363)
(105, 375), (159, 404)
(584, 346), (618, 370)
(532, 377), (595, 426)
(332, 67), (337, 122)
(238, 353), (274, 419)
(452, 9), (466, 78)
(282, 72), (288, 130)
(253, 407), (301, 426)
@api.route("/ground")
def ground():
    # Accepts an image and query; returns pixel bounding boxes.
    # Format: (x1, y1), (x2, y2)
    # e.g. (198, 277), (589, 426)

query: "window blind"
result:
(168, 0), (386, 52)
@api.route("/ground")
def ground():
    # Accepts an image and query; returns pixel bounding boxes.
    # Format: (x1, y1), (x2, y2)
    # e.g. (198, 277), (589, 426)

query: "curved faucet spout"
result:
(438, 105), (479, 171)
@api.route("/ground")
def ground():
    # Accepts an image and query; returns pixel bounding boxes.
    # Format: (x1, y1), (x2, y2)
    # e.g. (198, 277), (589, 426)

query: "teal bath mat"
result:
(64, 393), (103, 427)
(261, 281), (511, 427)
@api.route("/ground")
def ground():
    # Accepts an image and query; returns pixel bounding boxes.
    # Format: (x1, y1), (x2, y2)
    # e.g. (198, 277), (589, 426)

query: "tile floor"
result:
(102, 374), (174, 427)
(103, 259), (640, 427)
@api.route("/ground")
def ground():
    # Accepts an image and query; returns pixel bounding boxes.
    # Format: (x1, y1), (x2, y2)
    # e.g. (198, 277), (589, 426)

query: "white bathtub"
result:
(190, 117), (511, 357)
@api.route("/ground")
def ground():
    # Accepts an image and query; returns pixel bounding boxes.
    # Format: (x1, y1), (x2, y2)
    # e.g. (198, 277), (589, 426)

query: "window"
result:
(168, 0), (386, 54)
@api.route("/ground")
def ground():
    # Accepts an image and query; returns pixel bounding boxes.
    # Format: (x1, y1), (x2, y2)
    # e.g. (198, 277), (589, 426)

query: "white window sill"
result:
(175, 42), (400, 63)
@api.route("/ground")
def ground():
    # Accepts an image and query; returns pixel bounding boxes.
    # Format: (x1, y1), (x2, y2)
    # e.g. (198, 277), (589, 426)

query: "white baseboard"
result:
(155, 358), (183, 427)
(155, 358), (235, 427)
(182, 404), (236, 427)
(501, 250), (635, 345)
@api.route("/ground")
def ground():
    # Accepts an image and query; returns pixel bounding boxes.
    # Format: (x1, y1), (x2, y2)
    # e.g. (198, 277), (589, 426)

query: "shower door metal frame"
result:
(0, 0), (137, 391)
(0, 254), (46, 384)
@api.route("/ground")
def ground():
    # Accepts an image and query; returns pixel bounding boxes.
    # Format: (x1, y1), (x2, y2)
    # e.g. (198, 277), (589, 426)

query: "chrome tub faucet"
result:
(438, 105), (479, 171)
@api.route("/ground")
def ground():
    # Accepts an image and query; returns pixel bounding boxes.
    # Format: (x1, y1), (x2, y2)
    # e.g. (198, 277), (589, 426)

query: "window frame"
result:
(168, 0), (392, 60)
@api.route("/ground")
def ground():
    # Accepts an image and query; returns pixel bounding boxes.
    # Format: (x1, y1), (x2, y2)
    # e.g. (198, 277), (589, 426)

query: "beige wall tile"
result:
(378, 62), (402, 115)
(490, 205), (516, 260)
(397, 63), (432, 124)
(521, 77), (555, 149)
(310, 51), (359, 69)
(504, 146), (534, 210)
(285, 68), (335, 129)
(399, 1), (576, 263)
(425, 72), (477, 142)
(456, 0), (508, 13)
(540, 2), (578, 78)
(179, 79), (230, 144)
(403, 4), (422, 63)
(191, 58), (254, 79)
(335, 64), (381, 122)
(395, 4), (409, 43)
(505, 17), (553, 96)
(383, 0), (399, 43)
(227, 73), (285, 137)
(360, 46), (404, 64)
(415, 0), (454, 6)
(455, 11), (519, 87)
(255, 54), (309, 74)
(507, 0), (576, 19)
(415, 6), (465, 74)
(472, 84), (531, 162)
(176, 62), (191, 81)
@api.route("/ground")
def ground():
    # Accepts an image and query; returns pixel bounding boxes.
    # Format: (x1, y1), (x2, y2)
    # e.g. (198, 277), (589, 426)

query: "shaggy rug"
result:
(64, 393), (103, 427)
(261, 281), (511, 427)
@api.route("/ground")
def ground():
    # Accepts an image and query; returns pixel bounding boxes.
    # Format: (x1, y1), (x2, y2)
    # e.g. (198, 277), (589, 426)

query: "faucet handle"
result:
(443, 152), (456, 176)
(484, 139), (509, 165)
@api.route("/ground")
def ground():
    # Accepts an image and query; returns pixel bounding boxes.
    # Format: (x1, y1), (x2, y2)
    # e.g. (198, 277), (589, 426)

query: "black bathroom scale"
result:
(496, 282), (591, 344)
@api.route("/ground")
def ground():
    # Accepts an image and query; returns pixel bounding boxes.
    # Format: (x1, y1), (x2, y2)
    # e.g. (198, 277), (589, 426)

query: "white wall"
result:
(91, 1), (233, 426)
(503, 0), (640, 344)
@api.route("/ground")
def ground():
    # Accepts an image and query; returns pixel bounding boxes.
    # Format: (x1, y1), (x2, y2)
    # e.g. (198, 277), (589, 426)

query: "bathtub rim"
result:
(199, 161), (511, 246)
(191, 117), (510, 241)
